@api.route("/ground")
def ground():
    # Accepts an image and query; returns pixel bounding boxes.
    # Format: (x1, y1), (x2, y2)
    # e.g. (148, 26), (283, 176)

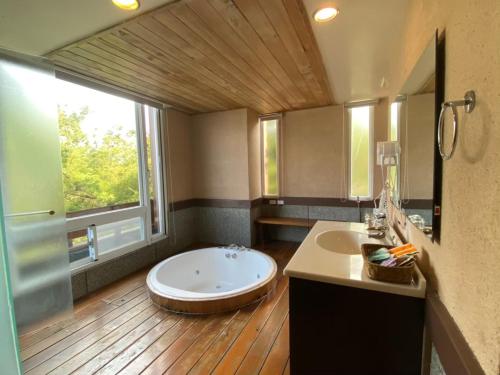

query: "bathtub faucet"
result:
(225, 244), (249, 251)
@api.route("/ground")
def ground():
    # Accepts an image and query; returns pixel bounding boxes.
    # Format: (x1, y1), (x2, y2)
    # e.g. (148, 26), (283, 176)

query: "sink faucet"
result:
(368, 228), (387, 239)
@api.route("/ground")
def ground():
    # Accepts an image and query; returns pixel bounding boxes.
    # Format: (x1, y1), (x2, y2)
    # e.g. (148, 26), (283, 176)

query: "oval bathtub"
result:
(147, 247), (277, 314)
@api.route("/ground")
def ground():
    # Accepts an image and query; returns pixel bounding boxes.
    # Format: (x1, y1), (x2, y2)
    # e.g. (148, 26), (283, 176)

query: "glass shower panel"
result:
(0, 50), (73, 332)
(0, 193), (22, 374)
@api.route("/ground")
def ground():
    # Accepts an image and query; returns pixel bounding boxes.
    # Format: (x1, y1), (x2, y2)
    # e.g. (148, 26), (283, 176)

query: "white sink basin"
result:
(315, 230), (383, 255)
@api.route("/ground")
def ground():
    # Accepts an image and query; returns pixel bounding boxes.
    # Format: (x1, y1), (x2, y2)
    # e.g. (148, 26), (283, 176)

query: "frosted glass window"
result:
(96, 217), (144, 255)
(261, 118), (280, 197)
(0, 51), (73, 331)
(349, 106), (374, 199)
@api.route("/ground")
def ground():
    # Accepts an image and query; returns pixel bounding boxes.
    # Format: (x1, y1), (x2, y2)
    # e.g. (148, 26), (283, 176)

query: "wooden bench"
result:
(255, 216), (317, 243)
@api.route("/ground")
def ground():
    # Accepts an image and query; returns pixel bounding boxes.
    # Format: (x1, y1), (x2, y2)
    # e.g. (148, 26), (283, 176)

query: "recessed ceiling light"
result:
(313, 7), (339, 23)
(112, 0), (140, 11)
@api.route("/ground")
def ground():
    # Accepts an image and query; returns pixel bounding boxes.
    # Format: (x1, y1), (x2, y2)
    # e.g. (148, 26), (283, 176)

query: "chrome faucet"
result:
(368, 227), (387, 239)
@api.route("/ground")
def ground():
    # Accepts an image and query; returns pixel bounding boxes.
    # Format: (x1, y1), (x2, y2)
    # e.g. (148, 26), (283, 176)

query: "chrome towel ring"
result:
(437, 90), (476, 160)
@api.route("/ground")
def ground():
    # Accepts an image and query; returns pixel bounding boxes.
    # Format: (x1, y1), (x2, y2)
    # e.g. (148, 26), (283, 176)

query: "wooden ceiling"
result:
(47, 0), (333, 114)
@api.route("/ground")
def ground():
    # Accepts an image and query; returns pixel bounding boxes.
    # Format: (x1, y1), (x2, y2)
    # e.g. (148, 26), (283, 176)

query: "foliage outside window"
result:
(261, 117), (280, 197)
(58, 92), (139, 213)
(56, 78), (165, 267)
(349, 106), (373, 200)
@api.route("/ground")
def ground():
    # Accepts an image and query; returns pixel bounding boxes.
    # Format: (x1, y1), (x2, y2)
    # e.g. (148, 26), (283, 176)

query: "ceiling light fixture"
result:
(112, 0), (140, 11)
(313, 7), (339, 23)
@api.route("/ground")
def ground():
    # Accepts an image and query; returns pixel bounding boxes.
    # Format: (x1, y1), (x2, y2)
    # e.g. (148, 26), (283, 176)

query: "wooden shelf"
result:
(255, 217), (317, 228)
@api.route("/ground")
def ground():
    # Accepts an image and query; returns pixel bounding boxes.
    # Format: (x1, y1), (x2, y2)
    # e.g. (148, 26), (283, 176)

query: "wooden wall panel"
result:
(47, 0), (333, 114)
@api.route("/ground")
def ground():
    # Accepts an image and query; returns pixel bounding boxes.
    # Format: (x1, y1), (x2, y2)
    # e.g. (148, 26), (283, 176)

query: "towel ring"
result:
(437, 90), (476, 160)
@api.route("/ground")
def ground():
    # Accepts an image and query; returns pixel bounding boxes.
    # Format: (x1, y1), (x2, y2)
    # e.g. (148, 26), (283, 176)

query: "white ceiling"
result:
(0, 0), (175, 55)
(0, 0), (410, 104)
(303, 0), (410, 103)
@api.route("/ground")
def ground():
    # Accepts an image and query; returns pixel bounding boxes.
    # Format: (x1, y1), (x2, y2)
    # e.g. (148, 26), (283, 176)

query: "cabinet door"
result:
(0, 50), (73, 331)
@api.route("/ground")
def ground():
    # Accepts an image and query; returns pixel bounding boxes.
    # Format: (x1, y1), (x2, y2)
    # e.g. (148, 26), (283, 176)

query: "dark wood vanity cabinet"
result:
(289, 277), (425, 375)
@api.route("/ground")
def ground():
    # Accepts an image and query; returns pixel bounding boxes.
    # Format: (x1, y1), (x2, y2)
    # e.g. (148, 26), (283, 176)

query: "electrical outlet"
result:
(277, 199), (285, 205)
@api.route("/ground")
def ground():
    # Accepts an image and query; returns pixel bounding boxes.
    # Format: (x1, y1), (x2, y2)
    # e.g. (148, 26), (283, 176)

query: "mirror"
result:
(390, 36), (436, 236)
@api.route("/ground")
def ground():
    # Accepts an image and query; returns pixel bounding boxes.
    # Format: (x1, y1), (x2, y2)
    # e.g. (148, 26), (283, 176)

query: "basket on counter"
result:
(361, 244), (415, 285)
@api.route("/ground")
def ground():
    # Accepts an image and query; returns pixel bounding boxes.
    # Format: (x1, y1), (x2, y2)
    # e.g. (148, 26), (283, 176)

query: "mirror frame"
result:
(432, 30), (445, 243)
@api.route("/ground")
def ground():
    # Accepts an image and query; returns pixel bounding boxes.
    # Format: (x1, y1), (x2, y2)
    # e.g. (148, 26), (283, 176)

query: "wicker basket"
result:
(361, 243), (415, 284)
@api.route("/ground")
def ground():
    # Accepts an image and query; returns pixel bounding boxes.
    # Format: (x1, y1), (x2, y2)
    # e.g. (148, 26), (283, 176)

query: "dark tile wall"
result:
(71, 202), (375, 300)
(261, 203), (372, 242)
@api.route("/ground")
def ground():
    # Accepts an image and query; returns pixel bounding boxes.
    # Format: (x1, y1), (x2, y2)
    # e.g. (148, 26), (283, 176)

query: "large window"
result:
(349, 106), (374, 200)
(260, 115), (280, 197)
(56, 78), (166, 268)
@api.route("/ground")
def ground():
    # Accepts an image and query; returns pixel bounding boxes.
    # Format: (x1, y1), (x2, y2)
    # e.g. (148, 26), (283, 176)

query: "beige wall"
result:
(191, 108), (251, 200)
(283, 105), (343, 197)
(390, 1), (500, 373)
(247, 109), (261, 200)
(165, 109), (193, 203)
(282, 100), (388, 199)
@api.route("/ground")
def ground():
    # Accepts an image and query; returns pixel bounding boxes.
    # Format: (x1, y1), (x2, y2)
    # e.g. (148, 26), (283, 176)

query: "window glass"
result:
(390, 102), (400, 142)
(56, 78), (166, 266)
(143, 106), (164, 236)
(56, 79), (140, 215)
(261, 118), (279, 197)
(67, 230), (89, 263)
(349, 106), (373, 199)
(96, 217), (144, 255)
(389, 102), (400, 194)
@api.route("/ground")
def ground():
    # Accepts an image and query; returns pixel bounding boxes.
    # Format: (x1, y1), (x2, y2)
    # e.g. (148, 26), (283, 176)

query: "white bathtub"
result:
(147, 246), (277, 314)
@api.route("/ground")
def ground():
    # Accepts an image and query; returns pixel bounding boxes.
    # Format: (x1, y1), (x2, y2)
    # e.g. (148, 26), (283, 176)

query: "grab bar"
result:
(437, 90), (476, 160)
(5, 209), (55, 218)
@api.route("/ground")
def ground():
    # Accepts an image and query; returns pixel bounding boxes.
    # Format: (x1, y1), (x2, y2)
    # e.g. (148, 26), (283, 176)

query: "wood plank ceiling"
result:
(47, 0), (333, 114)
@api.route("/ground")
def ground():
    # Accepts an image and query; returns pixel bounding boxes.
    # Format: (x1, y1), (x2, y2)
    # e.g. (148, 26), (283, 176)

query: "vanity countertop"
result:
(283, 220), (426, 299)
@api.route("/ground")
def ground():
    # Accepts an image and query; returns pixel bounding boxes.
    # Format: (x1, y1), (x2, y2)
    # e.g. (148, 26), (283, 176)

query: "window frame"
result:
(259, 114), (282, 198)
(55, 75), (167, 273)
(347, 105), (374, 201)
(389, 101), (402, 202)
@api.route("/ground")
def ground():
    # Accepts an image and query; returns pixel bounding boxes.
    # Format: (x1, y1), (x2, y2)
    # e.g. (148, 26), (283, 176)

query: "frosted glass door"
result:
(0, 50), (73, 331)
(0, 195), (22, 374)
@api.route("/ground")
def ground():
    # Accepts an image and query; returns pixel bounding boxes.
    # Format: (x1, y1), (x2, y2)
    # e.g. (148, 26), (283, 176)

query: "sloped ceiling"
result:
(47, 0), (333, 114)
(304, 0), (410, 103)
(1, 0), (410, 113)
(0, 0), (176, 55)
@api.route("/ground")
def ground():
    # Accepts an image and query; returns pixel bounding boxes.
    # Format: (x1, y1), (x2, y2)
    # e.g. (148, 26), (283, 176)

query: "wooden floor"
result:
(19, 242), (297, 375)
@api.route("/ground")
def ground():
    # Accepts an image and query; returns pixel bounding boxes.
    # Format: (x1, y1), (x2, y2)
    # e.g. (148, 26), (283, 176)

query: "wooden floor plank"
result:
(21, 285), (146, 361)
(26, 299), (154, 375)
(73, 313), (185, 375)
(22, 290), (149, 371)
(162, 310), (239, 374)
(20, 281), (146, 352)
(20, 241), (296, 375)
(211, 277), (289, 375)
(187, 304), (260, 375)
(47, 305), (160, 375)
(235, 291), (289, 374)
(259, 315), (290, 375)
(283, 358), (291, 375)
(143, 313), (235, 375)
(139, 316), (215, 375)
(96, 317), (196, 375)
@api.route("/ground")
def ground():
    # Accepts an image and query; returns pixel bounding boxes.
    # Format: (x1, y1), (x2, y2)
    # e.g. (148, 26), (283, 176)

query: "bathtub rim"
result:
(146, 247), (278, 303)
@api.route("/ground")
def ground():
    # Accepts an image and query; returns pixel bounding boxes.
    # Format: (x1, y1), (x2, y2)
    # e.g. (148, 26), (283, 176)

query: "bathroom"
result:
(0, 0), (498, 374)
